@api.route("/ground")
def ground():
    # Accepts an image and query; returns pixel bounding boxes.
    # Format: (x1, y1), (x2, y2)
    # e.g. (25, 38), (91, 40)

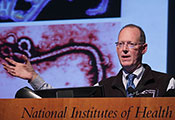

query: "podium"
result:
(0, 97), (175, 120)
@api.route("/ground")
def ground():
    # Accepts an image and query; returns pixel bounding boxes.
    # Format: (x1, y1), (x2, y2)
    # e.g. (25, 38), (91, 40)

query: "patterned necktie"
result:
(126, 74), (136, 97)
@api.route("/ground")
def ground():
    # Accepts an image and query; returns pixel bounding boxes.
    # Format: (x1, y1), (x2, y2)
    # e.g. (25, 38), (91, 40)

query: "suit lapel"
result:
(135, 64), (155, 92)
(111, 70), (127, 96)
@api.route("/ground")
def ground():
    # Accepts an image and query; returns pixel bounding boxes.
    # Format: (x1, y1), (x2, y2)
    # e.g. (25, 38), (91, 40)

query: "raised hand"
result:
(2, 55), (38, 82)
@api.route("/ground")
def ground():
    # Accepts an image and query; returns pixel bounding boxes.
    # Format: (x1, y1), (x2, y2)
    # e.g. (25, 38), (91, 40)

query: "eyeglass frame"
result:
(115, 41), (145, 49)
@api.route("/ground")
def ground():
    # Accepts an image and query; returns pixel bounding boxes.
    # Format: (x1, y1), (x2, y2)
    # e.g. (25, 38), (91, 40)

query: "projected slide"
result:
(0, 0), (168, 98)
(0, 22), (121, 97)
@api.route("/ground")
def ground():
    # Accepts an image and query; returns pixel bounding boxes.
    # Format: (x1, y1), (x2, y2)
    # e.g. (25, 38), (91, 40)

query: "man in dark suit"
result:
(2, 24), (175, 97)
(98, 24), (175, 97)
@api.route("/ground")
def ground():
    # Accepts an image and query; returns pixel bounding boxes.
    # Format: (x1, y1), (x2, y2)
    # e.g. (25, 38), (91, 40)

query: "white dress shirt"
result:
(122, 65), (175, 91)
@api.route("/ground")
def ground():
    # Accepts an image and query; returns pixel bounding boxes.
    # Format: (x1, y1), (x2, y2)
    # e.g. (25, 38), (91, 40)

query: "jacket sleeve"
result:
(29, 75), (53, 90)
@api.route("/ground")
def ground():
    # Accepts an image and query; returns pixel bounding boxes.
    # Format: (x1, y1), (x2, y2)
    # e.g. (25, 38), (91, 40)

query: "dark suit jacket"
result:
(99, 64), (173, 97)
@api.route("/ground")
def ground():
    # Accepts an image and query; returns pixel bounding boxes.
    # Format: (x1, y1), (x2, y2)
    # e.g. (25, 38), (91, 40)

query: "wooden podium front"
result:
(0, 97), (175, 120)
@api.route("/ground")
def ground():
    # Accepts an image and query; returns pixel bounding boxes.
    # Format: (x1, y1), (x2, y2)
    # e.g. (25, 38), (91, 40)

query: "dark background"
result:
(167, 0), (175, 76)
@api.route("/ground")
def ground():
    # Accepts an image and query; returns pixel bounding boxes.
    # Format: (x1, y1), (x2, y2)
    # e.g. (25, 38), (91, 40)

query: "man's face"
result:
(117, 27), (147, 71)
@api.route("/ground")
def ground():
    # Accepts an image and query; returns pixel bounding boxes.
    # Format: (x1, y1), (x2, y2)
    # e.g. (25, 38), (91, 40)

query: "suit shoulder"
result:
(152, 70), (171, 76)
(100, 75), (117, 84)
(151, 70), (173, 80)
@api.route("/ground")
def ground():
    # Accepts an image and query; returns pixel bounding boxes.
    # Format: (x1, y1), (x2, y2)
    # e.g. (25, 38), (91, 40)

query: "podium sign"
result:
(0, 97), (175, 120)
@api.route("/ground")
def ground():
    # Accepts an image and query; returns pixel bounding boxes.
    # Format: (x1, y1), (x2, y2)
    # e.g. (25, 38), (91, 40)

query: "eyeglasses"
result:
(115, 41), (144, 49)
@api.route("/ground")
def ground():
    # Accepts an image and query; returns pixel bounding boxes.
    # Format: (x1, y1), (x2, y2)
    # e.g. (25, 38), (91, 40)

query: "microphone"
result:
(127, 87), (140, 97)
(127, 87), (159, 97)
(15, 87), (41, 98)
(127, 87), (136, 94)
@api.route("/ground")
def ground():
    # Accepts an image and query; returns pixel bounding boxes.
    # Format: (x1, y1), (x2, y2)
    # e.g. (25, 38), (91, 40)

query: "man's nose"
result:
(122, 44), (129, 54)
(123, 49), (128, 54)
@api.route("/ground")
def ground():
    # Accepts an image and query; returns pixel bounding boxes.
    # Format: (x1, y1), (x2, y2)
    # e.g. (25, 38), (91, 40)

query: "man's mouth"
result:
(121, 55), (131, 61)
(122, 55), (130, 58)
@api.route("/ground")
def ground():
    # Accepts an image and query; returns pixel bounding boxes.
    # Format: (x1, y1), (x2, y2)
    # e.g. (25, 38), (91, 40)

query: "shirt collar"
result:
(122, 65), (145, 80)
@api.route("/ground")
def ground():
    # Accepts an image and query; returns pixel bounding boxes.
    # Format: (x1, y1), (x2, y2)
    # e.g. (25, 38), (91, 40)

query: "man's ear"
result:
(141, 43), (147, 54)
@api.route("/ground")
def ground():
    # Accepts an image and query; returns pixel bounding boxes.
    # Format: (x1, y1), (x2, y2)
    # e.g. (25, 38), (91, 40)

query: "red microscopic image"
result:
(0, 21), (121, 98)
